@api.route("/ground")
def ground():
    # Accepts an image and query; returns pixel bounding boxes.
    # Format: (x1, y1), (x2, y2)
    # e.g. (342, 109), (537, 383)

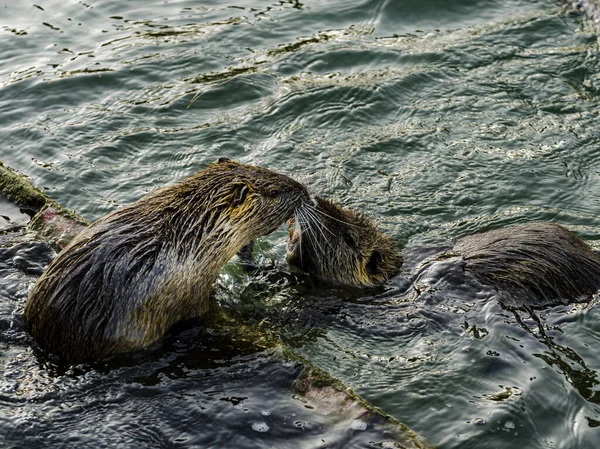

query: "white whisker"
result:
(309, 202), (363, 229)
(296, 207), (330, 256)
(303, 206), (336, 239)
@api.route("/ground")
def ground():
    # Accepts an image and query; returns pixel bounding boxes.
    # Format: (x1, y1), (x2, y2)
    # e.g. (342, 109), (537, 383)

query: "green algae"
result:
(0, 162), (88, 249)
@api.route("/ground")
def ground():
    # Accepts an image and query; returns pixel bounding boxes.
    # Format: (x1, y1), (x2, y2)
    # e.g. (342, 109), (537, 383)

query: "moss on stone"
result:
(0, 161), (89, 249)
(0, 162), (49, 210)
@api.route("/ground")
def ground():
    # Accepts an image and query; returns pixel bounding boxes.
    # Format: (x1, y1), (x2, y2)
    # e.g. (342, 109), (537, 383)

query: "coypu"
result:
(25, 158), (310, 363)
(287, 198), (600, 304)
(287, 196), (402, 287)
(454, 223), (600, 303)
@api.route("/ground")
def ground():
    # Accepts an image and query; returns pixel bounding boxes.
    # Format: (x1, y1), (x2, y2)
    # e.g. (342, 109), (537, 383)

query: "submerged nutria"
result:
(454, 223), (600, 303)
(25, 158), (310, 363)
(287, 198), (600, 304)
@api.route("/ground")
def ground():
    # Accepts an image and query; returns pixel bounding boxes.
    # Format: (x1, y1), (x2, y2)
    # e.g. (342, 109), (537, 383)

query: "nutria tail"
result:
(455, 222), (600, 305)
(287, 196), (402, 287)
(25, 158), (310, 363)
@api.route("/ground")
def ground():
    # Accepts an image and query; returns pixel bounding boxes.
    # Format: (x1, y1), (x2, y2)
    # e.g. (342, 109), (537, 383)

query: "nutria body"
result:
(287, 199), (600, 304)
(454, 223), (600, 303)
(25, 159), (310, 363)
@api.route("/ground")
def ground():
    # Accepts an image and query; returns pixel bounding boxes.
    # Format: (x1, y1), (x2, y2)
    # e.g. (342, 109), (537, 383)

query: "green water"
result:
(2, 0), (600, 448)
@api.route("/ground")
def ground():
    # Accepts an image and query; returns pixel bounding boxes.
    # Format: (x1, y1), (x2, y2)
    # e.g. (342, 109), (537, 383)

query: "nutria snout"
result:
(25, 158), (310, 363)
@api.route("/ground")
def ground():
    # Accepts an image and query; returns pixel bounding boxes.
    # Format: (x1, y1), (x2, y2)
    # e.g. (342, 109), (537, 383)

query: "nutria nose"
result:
(291, 179), (311, 203)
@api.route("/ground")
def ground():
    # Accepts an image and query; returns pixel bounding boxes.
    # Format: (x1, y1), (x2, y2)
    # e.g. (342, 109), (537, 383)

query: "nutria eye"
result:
(342, 233), (355, 247)
(366, 250), (382, 275)
(233, 185), (249, 206)
(267, 190), (280, 198)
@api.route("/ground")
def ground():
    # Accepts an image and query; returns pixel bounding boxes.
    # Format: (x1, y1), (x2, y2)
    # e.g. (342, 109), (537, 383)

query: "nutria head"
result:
(287, 196), (402, 287)
(25, 158), (310, 362)
(141, 157), (311, 247)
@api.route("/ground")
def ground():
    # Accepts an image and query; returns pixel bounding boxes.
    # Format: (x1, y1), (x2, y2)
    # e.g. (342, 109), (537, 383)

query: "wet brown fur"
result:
(287, 196), (402, 287)
(455, 223), (600, 303)
(25, 159), (309, 363)
(287, 198), (600, 304)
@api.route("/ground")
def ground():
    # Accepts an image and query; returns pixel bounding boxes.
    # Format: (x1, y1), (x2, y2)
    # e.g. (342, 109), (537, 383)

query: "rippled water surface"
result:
(2, 0), (600, 448)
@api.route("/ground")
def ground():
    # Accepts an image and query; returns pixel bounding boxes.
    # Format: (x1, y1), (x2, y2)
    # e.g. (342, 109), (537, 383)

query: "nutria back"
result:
(455, 223), (600, 305)
(25, 159), (309, 363)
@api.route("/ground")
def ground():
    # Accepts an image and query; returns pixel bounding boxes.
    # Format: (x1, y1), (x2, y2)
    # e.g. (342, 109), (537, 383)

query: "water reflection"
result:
(277, 242), (600, 447)
(511, 304), (600, 408)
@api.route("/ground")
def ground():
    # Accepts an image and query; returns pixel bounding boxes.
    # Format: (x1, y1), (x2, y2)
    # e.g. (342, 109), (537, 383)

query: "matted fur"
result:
(287, 197), (600, 305)
(455, 223), (600, 304)
(287, 196), (402, 287)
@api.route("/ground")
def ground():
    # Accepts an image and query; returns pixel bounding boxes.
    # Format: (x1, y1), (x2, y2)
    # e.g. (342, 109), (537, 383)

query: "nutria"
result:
(287, 196), (402, 287)
(25, 159), (310, 363)
(454, 223), (600, 303)
(287, 198), (600, 304)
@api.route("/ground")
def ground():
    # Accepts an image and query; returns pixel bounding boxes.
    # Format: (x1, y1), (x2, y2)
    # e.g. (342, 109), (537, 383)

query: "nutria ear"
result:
(216, 157), (231, 163)
(233, 185), (249, 206)
(366, 250), (383, 275)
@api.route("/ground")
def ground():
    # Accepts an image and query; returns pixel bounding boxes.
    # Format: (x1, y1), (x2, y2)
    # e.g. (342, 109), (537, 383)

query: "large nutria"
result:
(25, 159), (310, 363)
(287, 198), (600, 304)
